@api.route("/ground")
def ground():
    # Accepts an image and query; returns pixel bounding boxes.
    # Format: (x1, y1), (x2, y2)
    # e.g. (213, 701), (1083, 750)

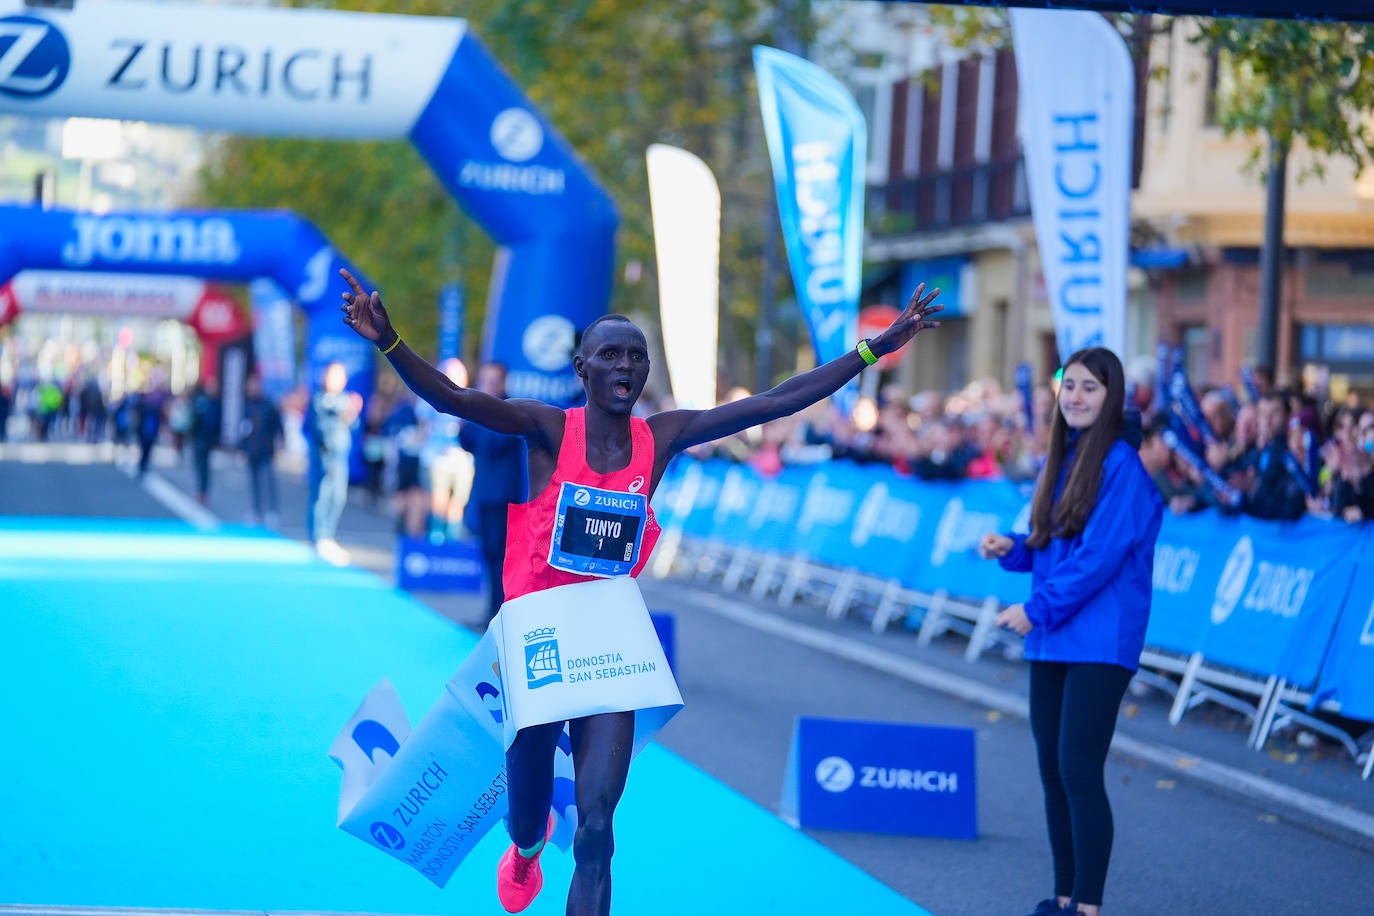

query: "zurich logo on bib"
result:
(0, 16), (71, 99)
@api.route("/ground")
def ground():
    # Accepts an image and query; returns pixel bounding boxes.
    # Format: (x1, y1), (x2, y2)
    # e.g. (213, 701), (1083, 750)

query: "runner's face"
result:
(576, 323), (650, 415)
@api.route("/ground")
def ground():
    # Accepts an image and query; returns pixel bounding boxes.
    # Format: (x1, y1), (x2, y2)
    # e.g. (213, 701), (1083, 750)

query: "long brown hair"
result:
(1026, 347), (1126, 549)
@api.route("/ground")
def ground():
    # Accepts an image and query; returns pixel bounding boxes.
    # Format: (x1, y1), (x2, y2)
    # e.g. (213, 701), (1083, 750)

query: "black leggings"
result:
(1028, 661), (1134, 908)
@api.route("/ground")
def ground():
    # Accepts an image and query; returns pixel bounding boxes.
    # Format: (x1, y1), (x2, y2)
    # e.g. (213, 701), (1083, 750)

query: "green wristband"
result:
(856, 338), (879, 367)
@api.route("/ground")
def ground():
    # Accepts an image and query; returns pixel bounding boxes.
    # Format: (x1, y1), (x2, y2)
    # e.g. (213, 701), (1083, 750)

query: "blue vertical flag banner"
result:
(249, 278), (298, 404)
(1015, 362), (1035, 434)
(754, 45), (866, 412)
(1169, 362), (1218, 444)
(1154, 343), (1172, 413)
(1010, 9), (1134, 361)
(437, 282), (464, 364)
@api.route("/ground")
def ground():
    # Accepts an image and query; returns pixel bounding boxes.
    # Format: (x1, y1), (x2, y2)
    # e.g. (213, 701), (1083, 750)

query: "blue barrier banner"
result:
(838, 471), (935, 587)
(666, 459), (1031, 603)
(710, 464), (769, 545)
(781, 716), (977, 839)
(673, 459), (730, 540)
(794, 464), (864, 563)
(914, 479), (1031, 604)
(396, 536), (484, 593)
(1314, 528), (1374, 722)
(1148, 513), (1360, 684)
(748, 467), (811, 555)
(754, 45), (865, 414)
(1147, 511), (1227, 655)
(659, 455), (1374, 721)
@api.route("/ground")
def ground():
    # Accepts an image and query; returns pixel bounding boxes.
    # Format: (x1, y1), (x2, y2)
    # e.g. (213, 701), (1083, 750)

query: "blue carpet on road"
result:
(0, 518), (933, 915)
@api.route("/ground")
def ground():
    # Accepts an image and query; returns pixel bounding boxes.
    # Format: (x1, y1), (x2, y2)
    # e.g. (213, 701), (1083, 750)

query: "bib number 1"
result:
(548, 482), (648, 577)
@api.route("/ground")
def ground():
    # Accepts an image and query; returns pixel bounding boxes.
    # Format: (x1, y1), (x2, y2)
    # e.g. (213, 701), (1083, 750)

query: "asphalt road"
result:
(4, 439), (1372, 916)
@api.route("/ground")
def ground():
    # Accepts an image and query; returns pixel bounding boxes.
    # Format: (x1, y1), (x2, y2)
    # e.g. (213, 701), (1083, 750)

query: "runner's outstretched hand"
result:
(338, 268), (396, 346)
(866, 283), (943, 360)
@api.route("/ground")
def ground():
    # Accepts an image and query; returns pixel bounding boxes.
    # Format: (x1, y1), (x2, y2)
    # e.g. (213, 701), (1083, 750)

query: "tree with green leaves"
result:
(927, 7), (1374, 376)
(1192, 17), (1374, 375)
(195, 0), (815, 393)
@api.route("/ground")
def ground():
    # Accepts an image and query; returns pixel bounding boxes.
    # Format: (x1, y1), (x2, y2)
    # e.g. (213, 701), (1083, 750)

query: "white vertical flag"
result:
(1011, 9), (1134, 362)
(646, 144), (721, 410)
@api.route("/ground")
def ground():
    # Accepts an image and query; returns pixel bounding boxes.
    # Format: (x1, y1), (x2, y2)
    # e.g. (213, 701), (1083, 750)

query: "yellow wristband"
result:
(380, 335), (402, 355)
(856, 338), (879, 367)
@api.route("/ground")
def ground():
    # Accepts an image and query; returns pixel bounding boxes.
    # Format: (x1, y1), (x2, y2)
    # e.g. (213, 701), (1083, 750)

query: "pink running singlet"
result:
(503, 407), (661, 601)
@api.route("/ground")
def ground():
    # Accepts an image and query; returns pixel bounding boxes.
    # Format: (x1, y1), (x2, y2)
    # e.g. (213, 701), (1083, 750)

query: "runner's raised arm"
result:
(338, 268), (559, 442)
(649, 282), (941, 455)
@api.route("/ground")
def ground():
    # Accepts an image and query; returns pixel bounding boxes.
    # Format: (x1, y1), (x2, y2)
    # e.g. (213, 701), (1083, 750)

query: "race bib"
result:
(548, 482), (647, 577)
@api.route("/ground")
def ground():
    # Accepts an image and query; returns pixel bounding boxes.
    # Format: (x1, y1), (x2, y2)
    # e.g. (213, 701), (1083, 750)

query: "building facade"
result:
(1135, 19), (1374, 400)
(848, 10), (1374, 401)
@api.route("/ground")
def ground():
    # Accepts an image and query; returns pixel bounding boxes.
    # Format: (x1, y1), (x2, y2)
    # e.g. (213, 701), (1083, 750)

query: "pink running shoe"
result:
(497, 814), (556, 913)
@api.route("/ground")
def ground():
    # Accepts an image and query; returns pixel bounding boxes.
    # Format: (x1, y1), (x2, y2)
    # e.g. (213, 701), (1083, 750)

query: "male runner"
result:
(339, 267), (940, 915)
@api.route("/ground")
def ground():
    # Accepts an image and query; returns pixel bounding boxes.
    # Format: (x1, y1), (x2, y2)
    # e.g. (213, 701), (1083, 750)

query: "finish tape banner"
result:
(331, 627), (578, 887)
(0, 0), (615, 404)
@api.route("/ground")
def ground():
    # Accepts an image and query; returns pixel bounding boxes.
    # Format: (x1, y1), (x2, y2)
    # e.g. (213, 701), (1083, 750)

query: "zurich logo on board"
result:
(0, 16), (71, 99)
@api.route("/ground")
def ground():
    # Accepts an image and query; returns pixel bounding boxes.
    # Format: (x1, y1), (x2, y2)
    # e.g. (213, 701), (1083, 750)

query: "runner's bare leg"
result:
(567, 711), (634, 916)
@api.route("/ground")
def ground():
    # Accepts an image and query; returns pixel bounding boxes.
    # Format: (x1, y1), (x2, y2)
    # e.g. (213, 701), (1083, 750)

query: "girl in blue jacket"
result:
(979, 347), (1163, 916)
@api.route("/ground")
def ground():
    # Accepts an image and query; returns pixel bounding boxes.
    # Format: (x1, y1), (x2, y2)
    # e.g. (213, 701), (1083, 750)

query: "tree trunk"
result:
(1256, 135), (1289, 382)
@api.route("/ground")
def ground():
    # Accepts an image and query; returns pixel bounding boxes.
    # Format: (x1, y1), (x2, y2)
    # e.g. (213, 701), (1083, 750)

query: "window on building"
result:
(951, 57), (980, 223)
(1181, 324), (1209, 381)
(942, 318), (968, 390)
(1175, 268), (1209, 300)
(990, 48), (1019, 220)
(1204, 48), (1248, 129)
(1203, 50), (1222, 127)
(851, 80), (890, 183)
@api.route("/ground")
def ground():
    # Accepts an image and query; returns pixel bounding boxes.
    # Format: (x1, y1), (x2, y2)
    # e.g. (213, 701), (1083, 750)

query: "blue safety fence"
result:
(651, 457), (1374, 772)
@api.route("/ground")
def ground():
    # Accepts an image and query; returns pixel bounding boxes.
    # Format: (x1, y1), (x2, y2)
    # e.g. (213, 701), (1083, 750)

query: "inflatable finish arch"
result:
(0, 0), (617, 403)
(0, 205), (379, 404)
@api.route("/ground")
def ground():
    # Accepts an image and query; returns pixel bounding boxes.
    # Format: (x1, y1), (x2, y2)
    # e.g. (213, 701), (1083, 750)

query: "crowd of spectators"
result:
(675, 366), (1374, 526)
(10, 352), (1374, 532)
